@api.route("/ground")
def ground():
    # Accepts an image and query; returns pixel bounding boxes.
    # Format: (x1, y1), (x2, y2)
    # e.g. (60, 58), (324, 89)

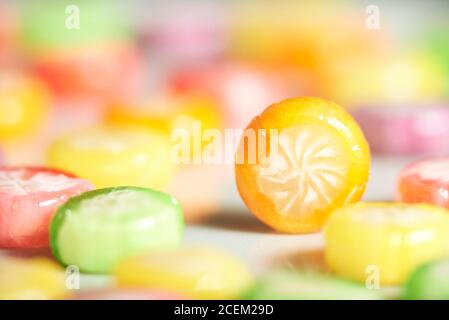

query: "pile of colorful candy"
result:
(2, 1), (449, 301)
(2, 96), (449, 300)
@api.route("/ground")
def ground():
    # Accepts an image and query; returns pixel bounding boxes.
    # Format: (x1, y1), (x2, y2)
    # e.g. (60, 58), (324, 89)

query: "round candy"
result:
(47, 126), (174, 189)
(324, 202), (449, 286)
(0, 167), (94, 248)
(242, 270), (382, 300)
(50, 187), (184, 274)
(0, 72), (50, 142)
(403, 258), (449, 300)
(397, 157), (449, 208)
(72, 289), (183, 300)
(0, 256), (68, 300)
(235, 97), (370, 233)
(353, 106), (449, 155)
(116, 246), (253, 299)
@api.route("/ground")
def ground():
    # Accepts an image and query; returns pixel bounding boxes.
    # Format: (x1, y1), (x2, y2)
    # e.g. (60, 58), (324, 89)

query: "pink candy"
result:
(353, 106), (449, 155)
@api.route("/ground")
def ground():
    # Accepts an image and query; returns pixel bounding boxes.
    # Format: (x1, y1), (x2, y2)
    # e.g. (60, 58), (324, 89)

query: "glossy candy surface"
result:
(50, 187), (184, 274)
(0, 73), (50, 142)
(116, 246), (253, 299)
(47, 126), (174, 189)
(242, 270), (382, 300)
(403, 258), (449, 300)
(0, 256), (67, 300)
(325, 202), (449, 285)
(397, 157), (449, 208)
(0, 167), (94, 248)
(235, 97), (370, 233)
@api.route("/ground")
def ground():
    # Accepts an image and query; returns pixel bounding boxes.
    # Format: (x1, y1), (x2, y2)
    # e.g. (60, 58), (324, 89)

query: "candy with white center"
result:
(256, 124), (350, 217)
(50, 187), (184, 274)
(397, 157), (449, 209)
(235, 97), (370, 233)
(324, 202), (449, 285)
(0, 167), (94, 248)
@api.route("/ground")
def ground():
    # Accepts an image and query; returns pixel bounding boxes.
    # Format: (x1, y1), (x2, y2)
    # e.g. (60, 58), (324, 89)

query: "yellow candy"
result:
(324, 53), (446, 107)
(235, 97), (370, 233)
(0, 73), (50, 142)
(116, 246), (253, 299)
(47, 126), (174, 189)
(324, 202), (449, 286)
(0, 256), (68, 300)
(107, 95), (222, 158)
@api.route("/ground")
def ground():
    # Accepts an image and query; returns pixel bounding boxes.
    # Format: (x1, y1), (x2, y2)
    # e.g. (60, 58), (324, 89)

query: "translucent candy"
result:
(116, 246), (253, 299)
(325, 202), (449, 285)
(50, 187), (184, 274)
(47, 126), (174, 189)
(397, 157), (449, 208)
(235, 97), (370, 233)
(0, 167), (94, 248)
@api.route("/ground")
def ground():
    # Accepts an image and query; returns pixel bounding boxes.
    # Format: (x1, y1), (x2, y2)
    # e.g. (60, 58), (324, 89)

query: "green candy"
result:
(242, 270), (383, 300)
(21, 0), (133, 52)
(50, 187), (184, 274)
(417, 26), (449, 94)
(404, 259), (449, 300)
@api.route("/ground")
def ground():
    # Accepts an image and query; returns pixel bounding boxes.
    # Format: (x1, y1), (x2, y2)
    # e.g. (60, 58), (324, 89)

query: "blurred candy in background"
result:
(20, 0), (143, 101)
(0, 71), (50, 143)
(0, 2), (18, 67)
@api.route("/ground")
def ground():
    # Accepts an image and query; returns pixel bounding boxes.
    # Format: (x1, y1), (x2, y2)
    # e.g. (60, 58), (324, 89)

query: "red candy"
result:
(397, 158), (449, 208)
(0, 167), (94, 248)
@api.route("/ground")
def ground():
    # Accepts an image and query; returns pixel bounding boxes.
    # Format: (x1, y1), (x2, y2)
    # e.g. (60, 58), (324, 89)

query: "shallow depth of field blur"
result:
(1, 0), (449, 299)
(1, 0), (449, 203)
